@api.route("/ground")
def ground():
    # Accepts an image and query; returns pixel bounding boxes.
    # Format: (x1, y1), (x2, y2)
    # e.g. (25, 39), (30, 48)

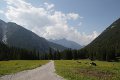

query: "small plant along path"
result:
(0, 61), (64, 80)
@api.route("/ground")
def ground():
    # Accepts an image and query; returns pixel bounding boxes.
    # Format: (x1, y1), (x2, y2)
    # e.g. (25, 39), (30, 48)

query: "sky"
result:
(0, 0), (120, 45)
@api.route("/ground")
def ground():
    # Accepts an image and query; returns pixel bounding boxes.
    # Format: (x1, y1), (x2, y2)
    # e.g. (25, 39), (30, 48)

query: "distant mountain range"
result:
(0, 19), (66, 53)
(49, 38), (82, 49)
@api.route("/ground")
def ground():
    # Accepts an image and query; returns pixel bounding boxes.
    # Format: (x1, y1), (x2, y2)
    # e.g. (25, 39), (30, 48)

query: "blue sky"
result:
(28, 0), (120, 33)
(0, 0), (120, 45)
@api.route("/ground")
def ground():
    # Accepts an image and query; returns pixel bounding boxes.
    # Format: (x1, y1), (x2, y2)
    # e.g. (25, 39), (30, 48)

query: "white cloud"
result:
(4, 0), (98, 45)
(44, 2), (54, 10)
(67, 13), (80, 20)
(0, 10), (4, 14)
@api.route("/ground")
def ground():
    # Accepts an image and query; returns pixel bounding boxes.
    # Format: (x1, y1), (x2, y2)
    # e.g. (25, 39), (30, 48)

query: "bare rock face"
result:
(0, 20), (7, 44)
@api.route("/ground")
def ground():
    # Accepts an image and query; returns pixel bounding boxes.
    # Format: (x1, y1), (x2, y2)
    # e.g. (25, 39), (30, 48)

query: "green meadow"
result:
(55, 60), (120, 80)
(1, 60), (120, 80)
(0, 60), (48, 76)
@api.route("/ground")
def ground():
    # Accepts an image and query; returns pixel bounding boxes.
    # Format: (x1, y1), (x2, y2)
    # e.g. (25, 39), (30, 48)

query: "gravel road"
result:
(0, 61), (64, 80)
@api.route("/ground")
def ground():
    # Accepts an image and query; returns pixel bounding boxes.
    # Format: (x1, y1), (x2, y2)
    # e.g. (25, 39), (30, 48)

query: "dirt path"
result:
(0, 61), (64, 80)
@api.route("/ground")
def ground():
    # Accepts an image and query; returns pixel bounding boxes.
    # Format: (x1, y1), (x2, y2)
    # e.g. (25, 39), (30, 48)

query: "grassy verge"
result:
(0, 60), (48, 76)
(55, 60), (120, 80)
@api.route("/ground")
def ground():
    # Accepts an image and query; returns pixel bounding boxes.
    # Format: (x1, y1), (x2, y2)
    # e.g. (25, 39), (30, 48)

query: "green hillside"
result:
(83, 18), (120, 61)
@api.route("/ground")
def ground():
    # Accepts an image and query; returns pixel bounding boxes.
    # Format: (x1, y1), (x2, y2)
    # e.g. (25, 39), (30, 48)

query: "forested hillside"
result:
(0, 42), (39, 60)
(81, 18), (120, 61)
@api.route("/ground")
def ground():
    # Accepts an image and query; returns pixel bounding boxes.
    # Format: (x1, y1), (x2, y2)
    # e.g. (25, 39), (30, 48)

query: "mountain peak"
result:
(0, 19), (6, 24)
(0, 19), (66, 52)
(49, 38), (82, 49)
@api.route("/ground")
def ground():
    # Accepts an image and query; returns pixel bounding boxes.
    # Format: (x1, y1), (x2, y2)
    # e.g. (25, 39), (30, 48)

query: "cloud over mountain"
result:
(3, 0), (98, 45)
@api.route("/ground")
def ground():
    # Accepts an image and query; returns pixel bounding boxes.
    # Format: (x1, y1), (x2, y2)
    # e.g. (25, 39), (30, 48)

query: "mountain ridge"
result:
(82, 18), (120, 61)
(49, 38), (82, 49)
(0, 19), (66, 53)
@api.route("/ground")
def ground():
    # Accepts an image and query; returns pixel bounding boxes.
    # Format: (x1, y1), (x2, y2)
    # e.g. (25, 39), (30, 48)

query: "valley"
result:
(0, 60), (120, 80)
(0, 17), (120, 80)
(0, 0), (120, 80)
(0, 18), (120, 80)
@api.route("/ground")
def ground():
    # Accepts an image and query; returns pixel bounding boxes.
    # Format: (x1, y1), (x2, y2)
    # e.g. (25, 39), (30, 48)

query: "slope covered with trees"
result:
(0, 42), (40, 60)
(81, 18), (120, 61)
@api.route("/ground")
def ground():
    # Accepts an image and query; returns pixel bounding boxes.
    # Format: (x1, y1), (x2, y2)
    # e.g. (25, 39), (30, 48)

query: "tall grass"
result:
(55, 60), (120, 80)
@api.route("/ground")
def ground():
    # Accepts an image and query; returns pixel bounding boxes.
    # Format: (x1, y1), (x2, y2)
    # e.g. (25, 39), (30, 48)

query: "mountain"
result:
(88, 18), (120, 47)
(0, 19), (66, 53)
(83, 18), (120, 61)
(0, 19), (6, 42)
(49, 38), (82, 49)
